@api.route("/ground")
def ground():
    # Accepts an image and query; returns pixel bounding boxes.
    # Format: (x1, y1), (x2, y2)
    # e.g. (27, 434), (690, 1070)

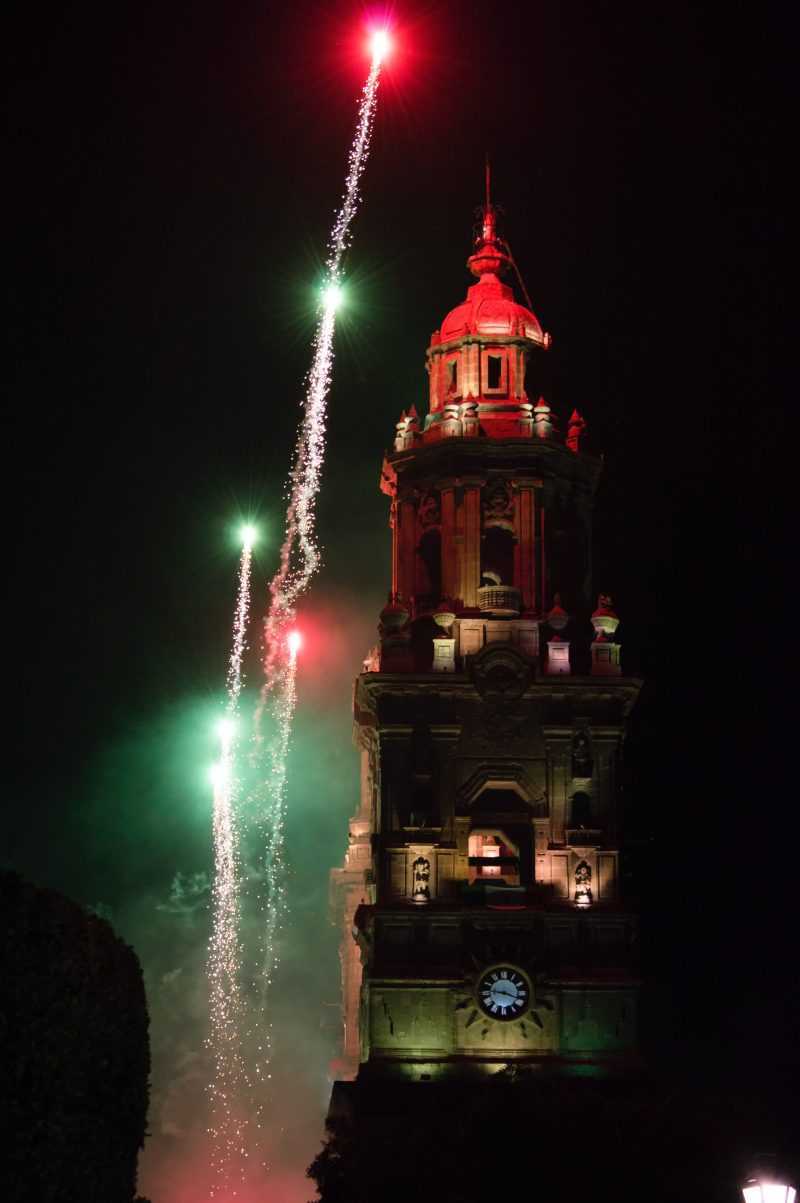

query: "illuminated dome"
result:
(435, 202), (545, 346)
(439, 278), (544, 344)
(423, 197), (551, 437)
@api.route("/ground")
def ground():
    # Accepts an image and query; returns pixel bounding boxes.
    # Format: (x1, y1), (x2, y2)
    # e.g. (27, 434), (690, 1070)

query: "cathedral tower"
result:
(330, 187), (641, 1090)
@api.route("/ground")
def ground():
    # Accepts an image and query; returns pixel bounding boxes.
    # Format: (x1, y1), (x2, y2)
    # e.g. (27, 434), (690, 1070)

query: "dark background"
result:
(5, 1), (788, 1198)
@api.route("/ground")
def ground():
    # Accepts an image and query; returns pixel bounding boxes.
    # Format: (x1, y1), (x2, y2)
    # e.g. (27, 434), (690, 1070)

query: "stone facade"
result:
(330, 195), (641, 1086)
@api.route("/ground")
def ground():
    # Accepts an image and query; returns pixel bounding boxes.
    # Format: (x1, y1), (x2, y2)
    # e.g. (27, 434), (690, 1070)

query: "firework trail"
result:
(248, 33), (389, 1141)
(251, 632), (299, 1144)
(262, 41), (386, 692)
(206, 530), (255, 1197)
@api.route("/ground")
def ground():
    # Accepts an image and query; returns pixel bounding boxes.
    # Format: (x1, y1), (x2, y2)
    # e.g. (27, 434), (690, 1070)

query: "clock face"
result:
(476, 966), (530, 1021)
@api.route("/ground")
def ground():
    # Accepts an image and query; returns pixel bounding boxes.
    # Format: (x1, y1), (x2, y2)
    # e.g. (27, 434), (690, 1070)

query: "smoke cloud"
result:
(88, 583), (384, 1202)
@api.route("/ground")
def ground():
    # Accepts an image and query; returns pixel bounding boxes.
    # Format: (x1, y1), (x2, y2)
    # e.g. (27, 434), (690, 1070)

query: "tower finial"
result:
(479, 153), (498, 248)
(468, 155), (510, 279)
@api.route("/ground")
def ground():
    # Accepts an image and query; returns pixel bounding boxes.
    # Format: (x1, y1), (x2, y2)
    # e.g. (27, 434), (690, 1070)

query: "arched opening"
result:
(570, 791), (592, 828)
(416, 529), (441, 610)
(481, 525), (515, 587)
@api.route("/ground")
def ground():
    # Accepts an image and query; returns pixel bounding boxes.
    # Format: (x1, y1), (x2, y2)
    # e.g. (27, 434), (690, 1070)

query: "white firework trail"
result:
(206, 533), (254, 1198)
(227, 534), (255, 709)
(248, 39), (388, 1146)
(262, 48), (384, 691)
(250, 636), (298, 1150)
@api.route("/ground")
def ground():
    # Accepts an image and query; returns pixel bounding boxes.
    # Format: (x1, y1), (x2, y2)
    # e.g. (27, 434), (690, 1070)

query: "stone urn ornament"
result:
(591, 594), (619, 639)
(546, 593), (569, 632)
(433, 599), (457, 632)
(379, 593), (410, 634)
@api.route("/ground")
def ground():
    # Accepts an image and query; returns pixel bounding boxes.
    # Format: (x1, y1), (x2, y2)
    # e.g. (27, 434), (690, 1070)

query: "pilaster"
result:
(544, 733), (571, 845)
(461, 479), (483, 607)
(513, 481), (537, 610)
(389, 499), (399, 597)
(439, 481), (458, 601)
(398, 495), (417, 603)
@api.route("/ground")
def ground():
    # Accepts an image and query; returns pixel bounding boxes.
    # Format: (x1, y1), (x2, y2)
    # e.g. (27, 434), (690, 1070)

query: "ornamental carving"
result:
(470, 644), (531, 705)
(572, 730), (593, 778)
(418, 491), (441, 529)
(411, 856), (431, 903)
(574, 860), (593, 905)
(482, 478), (514, 526)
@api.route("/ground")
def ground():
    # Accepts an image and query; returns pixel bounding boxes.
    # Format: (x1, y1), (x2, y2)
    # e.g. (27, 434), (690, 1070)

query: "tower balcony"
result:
(477, 584), (521, 617)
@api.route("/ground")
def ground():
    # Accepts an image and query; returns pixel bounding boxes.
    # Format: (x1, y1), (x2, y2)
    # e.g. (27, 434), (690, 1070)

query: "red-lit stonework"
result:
(382, 203), (602, 651)
(329, 198), (640, 1089)
(425, 202), (548, 440)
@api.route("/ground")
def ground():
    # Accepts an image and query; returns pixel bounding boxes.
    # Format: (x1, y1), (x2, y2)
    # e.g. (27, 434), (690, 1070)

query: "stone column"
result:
(513, 481), (537, 611)
(545, 735), (570, 845)
(439, 481), (457, 602)
(428, 353), (439, 413)
(463, 340), (480, 397)
(539, 501), (547, 613)
(389, 499), (399, 597)
(397, 495), (417, 604)
(461, 480), (483, 607)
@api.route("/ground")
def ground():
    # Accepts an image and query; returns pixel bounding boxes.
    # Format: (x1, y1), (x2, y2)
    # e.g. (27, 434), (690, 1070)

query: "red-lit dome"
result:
(434, 203), (546, 346)
(422, 196), (552, 439)
(439, 277), (544, 345)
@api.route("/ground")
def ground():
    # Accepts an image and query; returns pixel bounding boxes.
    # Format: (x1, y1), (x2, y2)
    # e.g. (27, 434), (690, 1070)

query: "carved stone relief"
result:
(411, 856), (431, 903)
(482, 478), (514, 527)
(571, 729), (593, 778)
(470, 644), (531, 704)
(418, 491), (441, 529)
(574, 859), (593, 906)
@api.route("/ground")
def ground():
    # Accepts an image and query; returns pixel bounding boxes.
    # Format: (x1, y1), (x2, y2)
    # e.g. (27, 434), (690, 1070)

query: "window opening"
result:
(481, 525), (515, 587)
(447, 359), (458, 393)
(467, 831), (520, 885)
(487, 353), (502, 390)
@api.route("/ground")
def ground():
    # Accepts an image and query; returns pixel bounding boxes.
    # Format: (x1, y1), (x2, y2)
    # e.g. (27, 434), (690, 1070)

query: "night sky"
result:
(6, 1), (788, 1199)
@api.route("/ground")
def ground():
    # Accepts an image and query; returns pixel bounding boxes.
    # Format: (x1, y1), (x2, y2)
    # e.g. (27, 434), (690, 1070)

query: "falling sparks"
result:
(248, 37), (387, 1155)
(250, 633), (299, 1149)
(228, 535), (255, 707)
(201, 33), (387, 1191)
(261, 42), (385, 696)
(206, 535), (254, 1198)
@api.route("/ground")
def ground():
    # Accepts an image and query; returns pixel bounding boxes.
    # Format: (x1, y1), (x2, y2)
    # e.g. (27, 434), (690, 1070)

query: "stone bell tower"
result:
(329, 184), (641, 1092)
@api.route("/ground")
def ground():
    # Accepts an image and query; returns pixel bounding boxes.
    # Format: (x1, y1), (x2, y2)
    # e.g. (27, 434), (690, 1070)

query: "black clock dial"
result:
(476, 966), (531, 1021)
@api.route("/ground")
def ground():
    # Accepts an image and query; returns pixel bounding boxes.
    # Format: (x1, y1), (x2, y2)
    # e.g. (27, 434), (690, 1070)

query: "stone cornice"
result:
(387, 437), (602, 494)
(354, 671), (643, 722)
